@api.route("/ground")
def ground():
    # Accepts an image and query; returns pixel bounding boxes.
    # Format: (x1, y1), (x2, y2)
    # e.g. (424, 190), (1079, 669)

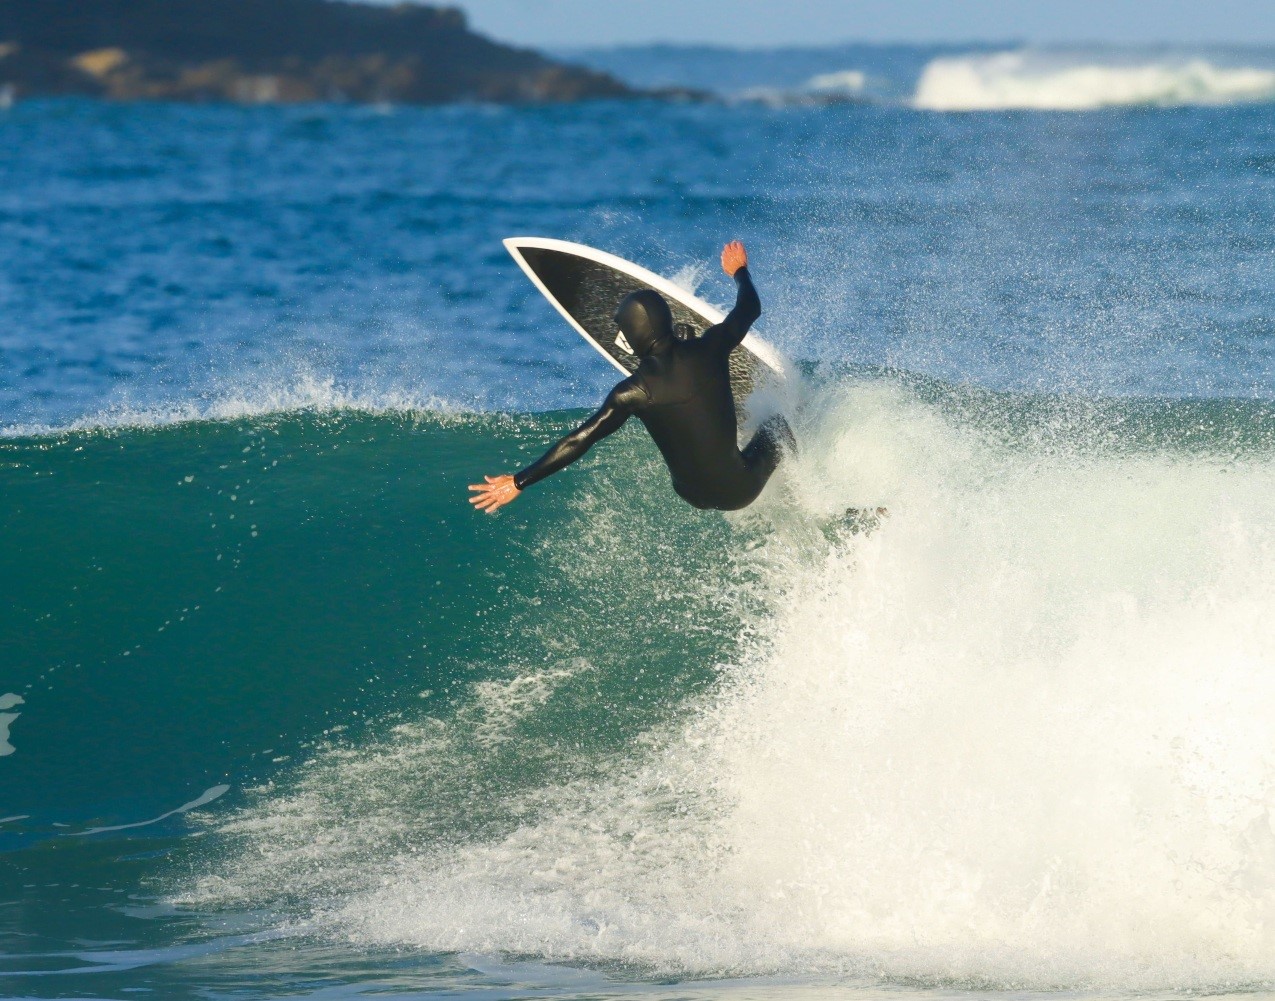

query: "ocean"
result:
(3, 42), (1275, 1000)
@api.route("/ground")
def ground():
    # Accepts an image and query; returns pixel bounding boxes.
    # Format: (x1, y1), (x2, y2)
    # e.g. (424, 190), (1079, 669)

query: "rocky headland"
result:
(0, 0), (639, 104)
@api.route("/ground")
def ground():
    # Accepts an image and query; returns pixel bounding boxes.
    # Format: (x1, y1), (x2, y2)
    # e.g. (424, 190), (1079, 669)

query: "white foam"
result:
(914, 51), (1275, 111)
(186, 381), (1275, 988)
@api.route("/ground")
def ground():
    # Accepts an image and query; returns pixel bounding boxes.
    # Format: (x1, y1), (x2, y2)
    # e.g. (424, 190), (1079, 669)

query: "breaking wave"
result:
(914, 51), (1275, 110)
(172, 376), (1275, 990)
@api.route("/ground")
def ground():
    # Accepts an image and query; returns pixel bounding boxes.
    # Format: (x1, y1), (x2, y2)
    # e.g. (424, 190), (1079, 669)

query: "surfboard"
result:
(503, 237), (786, 412)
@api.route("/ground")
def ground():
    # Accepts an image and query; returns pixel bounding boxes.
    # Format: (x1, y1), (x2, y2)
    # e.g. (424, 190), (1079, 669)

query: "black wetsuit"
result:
(513, 267), (791, 511)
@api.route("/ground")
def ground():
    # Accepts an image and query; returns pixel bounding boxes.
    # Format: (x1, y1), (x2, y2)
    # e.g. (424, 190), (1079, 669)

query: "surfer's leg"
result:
(744, 414), (795, 472)
(680, 416), (796, 511)
(732, 414), (796, 507)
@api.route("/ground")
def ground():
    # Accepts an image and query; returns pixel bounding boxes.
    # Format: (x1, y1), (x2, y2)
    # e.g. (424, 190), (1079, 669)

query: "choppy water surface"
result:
(3, 42), (1275, 1001)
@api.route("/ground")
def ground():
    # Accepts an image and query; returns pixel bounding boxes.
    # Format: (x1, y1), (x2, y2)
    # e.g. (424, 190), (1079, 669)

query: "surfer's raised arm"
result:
(468, 377), (648, 514)
(706, 240), (761, 354)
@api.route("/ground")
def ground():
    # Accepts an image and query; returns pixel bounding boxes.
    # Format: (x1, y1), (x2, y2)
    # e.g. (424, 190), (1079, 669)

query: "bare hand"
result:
(721, 240), (748, 276)
(468, 474), (521, 514)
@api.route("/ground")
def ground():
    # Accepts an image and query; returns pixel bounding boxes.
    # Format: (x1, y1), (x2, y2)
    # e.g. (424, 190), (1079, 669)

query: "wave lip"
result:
(914, 50), (1275, 110)
(0, 372), (460, 439)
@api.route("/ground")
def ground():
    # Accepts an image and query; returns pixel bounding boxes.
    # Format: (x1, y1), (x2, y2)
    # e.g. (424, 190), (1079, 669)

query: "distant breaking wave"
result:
(804, 69), (868, 96)
(914, 51), (1275, 110)
(734, 69), (869, 108)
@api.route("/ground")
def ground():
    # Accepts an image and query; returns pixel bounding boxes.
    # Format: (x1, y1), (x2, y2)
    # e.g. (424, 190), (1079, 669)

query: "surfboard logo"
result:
(614, 331), (634, 355)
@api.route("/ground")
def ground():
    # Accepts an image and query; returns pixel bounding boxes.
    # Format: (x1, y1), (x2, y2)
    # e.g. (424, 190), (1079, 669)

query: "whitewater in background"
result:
(3, 42), (1275, 1001)
(913, 51), (1275, 111)
(569, 43), (1275, 110)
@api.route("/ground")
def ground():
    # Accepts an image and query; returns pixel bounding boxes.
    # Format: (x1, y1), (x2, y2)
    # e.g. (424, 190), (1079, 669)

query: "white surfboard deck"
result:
(503, 237), (785, 410)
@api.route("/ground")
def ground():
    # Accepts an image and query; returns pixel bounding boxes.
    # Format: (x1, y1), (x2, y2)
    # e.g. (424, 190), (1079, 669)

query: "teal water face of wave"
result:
(0, 401), (753, 994)
(2, 408), (741, 835)
(9, 376), (1275, 995)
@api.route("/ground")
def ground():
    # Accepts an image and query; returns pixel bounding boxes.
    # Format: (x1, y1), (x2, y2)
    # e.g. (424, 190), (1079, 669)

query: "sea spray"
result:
(178, 376), (1275, 989)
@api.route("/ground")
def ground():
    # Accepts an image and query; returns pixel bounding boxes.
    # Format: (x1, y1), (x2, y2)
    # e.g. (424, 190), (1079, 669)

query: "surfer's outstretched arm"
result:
(468, 378), (647, 513)
(705, 241), (761, 354)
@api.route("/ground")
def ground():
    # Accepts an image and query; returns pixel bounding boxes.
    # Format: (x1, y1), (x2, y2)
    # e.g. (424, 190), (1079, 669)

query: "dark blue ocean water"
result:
(4, 43), (1275, 1001)
(3, 66), (1274, 432)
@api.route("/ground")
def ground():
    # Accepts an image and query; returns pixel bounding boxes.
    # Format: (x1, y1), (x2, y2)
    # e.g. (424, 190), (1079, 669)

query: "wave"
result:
(156, 376), (1275, 990)
(0, 401), (738, 830)
(914, 51), (1275, 110)
(732, 68), (871, 108)
(805, 69), (868, 95)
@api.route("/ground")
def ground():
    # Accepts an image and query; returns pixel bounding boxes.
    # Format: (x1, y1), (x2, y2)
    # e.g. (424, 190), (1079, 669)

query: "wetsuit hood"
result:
(615, 290), (674, 357)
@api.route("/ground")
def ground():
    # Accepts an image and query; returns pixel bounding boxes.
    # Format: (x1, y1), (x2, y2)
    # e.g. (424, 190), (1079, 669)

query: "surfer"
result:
(470, 240), (794, 513)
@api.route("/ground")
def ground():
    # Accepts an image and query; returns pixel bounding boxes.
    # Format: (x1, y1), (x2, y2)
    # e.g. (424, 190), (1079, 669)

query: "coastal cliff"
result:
(0, 0), (635, 104)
